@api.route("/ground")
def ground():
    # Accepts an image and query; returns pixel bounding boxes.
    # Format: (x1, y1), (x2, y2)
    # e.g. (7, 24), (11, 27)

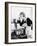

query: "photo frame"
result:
(5, 2), (36, 44)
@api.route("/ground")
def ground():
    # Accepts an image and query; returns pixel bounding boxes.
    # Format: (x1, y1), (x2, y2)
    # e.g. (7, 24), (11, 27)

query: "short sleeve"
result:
(27, 18), (32, 26)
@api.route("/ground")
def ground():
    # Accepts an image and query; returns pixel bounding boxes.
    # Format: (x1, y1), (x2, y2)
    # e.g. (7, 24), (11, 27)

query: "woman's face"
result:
(15, 30), (23, 35)
(16, 30), (21, 35)
(20, 14), (26, 21)
(20, 14), (24, 19)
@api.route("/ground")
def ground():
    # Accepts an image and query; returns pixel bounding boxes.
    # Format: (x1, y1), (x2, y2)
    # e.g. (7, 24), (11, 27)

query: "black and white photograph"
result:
(5, 2), (36, 44)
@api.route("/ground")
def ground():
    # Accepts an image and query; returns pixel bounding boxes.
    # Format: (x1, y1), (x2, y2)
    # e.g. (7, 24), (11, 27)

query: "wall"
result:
(0, 0), (37, 46)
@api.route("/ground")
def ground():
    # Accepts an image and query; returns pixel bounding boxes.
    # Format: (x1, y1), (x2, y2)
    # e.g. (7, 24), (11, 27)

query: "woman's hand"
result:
(22, 23), (27, 27)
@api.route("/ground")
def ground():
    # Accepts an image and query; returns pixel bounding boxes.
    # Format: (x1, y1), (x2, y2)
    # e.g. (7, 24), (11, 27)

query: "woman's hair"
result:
(20, 12), (25, 17)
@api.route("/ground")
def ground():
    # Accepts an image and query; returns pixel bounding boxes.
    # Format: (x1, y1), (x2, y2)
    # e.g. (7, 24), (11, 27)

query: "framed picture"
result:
(5, 2), (36, 44)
